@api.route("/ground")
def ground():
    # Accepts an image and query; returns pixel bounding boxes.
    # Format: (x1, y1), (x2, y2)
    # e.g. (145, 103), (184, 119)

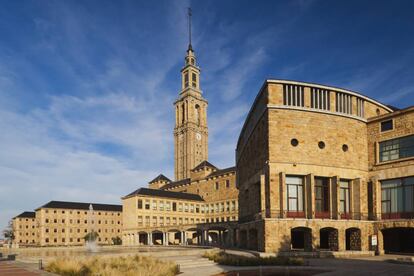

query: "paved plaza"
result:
(1, 246), (413, 275)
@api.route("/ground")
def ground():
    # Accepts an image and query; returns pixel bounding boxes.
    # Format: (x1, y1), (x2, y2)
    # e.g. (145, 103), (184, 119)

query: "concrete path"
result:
(0, 261), (56, 276)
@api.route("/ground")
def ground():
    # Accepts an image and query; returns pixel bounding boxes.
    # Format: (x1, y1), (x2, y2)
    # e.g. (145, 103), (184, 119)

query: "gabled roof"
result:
(14, 211), (36, 219)
(191, 160), (218, 171)
(122, 187), (204, 201)
(149, 174), (171, 184)
(159, 178), (191, 190)
(207, 166), (236, 178)
(35, 201), (122, 212)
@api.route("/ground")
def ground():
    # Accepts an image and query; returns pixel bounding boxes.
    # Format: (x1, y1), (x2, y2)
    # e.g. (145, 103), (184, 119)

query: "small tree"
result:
(84, 231), (99, 243)
(2, 220), (15, 244)
(112, 236), (122, 245)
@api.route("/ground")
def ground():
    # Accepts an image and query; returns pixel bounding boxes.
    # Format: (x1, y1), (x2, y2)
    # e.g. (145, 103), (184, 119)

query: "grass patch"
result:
(45, 255), (179, 276)
(203, 251), (304, 266)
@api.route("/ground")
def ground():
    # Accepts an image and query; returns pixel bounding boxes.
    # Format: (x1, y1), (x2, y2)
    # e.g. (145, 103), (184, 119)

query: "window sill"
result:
(375, 156), (414, 166)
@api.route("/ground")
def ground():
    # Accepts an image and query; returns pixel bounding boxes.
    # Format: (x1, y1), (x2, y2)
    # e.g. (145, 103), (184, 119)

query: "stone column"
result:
(260, 173), (266, 219)
(280, 172), (287, 218)
(164, 232), (168, 246)
(306, 174), (315, 219)
(201, 230), (205, 245)
(329, 91), (336, 112)
(328, 177), (333, 219)
(148, 233), (152, 246)
(337, 229), (345, 251)
(372, 178), (382, 220)
(332, 176), (340, 219)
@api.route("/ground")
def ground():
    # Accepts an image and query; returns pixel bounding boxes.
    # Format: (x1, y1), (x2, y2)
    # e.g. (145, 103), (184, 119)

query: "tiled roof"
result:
(159, 178), (191, 190)
(207, 166), (236, 178)
(35, 201), (122, 212)
(14, 211), (36, 219)
(191, 160), (218, 171)
(123, 187), (204, 201)
(149, 174), (171, 183)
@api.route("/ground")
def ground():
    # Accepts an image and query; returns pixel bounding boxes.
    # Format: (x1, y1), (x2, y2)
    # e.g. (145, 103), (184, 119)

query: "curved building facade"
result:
(236, 80), (414, 253)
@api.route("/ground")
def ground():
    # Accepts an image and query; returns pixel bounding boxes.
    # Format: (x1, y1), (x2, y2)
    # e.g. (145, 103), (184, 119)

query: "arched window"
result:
(195, 104), (200, 125)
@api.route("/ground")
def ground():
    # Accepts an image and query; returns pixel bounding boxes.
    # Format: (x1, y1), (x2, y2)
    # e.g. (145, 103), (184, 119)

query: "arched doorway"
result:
(345, 228), (361, 251)
(168, 229), (181, 245)
(320, 227), (338, 251)
(185, 228), (202, 245)
(138, 231), (148, 245)
(382, 227), (414, 253)
(152, 231), (163, 245)
(291, 227), (312, 251)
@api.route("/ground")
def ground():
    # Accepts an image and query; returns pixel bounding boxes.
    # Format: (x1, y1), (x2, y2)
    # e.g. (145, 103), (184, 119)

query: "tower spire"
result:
(187, 7), (193, 51)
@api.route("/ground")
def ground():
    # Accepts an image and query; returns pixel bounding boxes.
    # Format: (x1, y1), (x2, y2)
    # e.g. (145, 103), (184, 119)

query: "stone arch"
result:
(382, 227), (414, 253)
(291, 227), (312, 251)
(138, 231), (148, 245)
(345, 227), (361, 251)
(168, 229), (182, 245)
(320, 227), (338, 251)
(151, 230), (164, 246)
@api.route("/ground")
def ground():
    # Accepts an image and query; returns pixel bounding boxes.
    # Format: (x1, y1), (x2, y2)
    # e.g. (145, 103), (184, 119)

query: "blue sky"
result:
(1, 0), (414, 233)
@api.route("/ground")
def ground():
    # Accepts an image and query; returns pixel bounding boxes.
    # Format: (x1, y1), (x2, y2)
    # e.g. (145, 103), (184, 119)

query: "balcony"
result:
(286, 211), (305, 218)
(382, 212), (414, 220)
(315, 211), (330, 219)
(340, 213), (352, 219)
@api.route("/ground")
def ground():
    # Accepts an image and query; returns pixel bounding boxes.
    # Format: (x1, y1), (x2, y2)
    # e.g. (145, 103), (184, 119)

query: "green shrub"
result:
(203, 251), (304, 266)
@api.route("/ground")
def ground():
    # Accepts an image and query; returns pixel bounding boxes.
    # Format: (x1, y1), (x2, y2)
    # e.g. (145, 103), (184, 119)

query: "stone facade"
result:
(121, 166), (239, 246)
(12, 212), (37, 246)
(12, 201), (122, 247)
(174, 46), (208, 181)
(236, 80), (414, 253)
(122, 45), (239, 247)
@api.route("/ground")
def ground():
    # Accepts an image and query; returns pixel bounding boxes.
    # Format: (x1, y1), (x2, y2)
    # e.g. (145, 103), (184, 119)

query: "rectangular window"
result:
(283, 84), (305, 107)
(315, 177), (330, 218)
(215, 182), (219, 190)
(172, 202), (177, 211)
(381, 120), (393, 132)
(339, 180), (350, 215)
(226, 180), (230, 188)
(335, 92), (352, 114)
(379, 135), (414, 162)
(311, 88), (330, 110)
(286, 176), (304, 217)
(152, 201), (157, 210)
(145, 200), (150, 210)
(137, 199), (142, 209)
(381, 177), (414, 219)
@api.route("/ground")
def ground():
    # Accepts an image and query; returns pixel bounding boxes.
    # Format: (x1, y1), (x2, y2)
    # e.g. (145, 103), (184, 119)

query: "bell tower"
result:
(174, 8), (208, 181)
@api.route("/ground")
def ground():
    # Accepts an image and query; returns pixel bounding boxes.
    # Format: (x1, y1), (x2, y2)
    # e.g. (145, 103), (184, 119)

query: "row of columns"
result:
(125, 229), (233, 247)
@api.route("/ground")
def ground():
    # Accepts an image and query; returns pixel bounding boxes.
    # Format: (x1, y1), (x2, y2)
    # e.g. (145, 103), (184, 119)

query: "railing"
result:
(286, 211), (305, 218)
(381, 212), (414, 220)
(315, 211), (330, 219)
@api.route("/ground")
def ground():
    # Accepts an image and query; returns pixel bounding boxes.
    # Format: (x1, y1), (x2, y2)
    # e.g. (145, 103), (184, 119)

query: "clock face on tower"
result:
(196, 133), (202, 141)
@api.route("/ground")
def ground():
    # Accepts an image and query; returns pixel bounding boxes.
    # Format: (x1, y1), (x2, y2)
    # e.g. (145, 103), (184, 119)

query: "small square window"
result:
(381, 120), (393, 132)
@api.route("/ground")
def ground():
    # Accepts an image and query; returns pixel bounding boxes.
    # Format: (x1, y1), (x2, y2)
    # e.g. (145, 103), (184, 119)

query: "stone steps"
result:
(174, 257), (216, 269)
